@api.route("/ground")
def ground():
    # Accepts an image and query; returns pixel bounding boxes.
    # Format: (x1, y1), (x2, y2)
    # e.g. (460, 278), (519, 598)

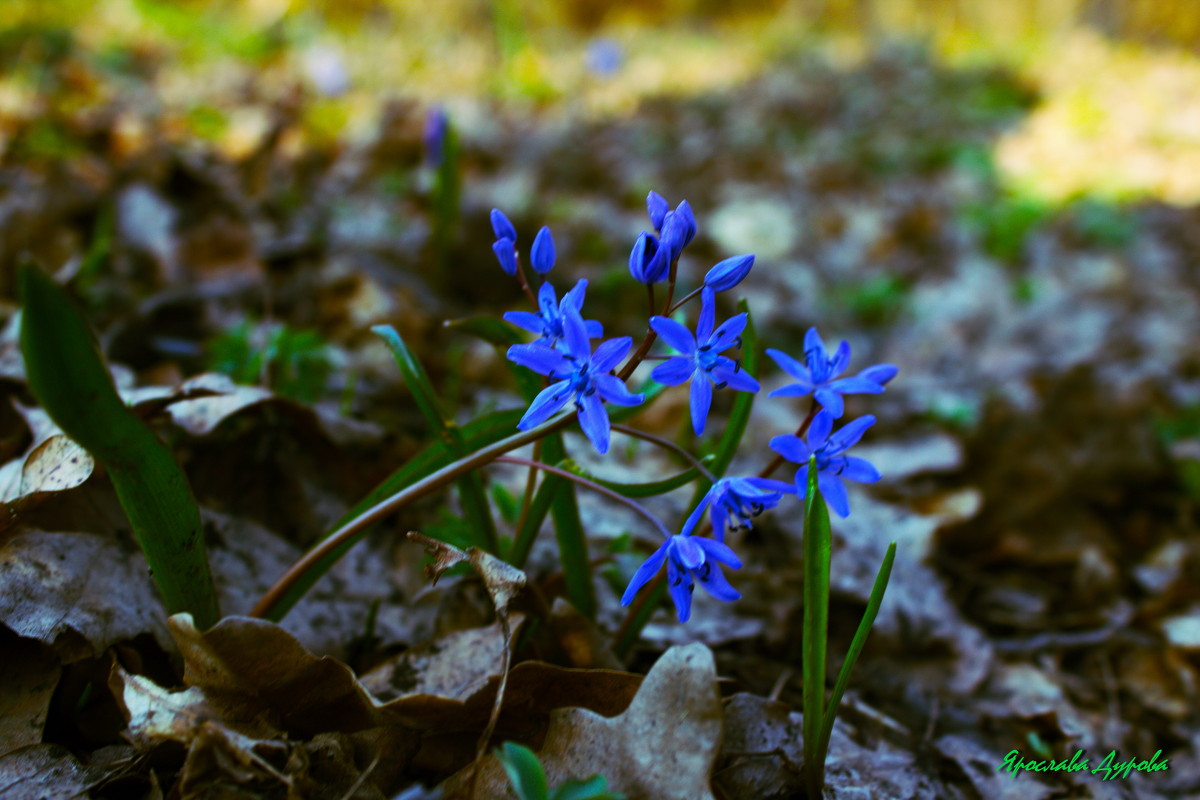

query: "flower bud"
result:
(492, 237), (517, 275)
(629, 232), (668, 284)
(490, 208), (517, 243)
(530, 226), (556, 274)
(704, 254), (755, 292)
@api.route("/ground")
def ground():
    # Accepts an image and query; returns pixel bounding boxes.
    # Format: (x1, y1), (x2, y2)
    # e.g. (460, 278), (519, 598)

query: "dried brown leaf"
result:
(407, 531), (526, 615)
(0, 631), (60, 753)
(442, 643), (722, 800)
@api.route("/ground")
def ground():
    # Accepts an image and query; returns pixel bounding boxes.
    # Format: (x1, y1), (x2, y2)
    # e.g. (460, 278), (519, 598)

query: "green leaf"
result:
(445, 315), (524, 347)
(817, 541), (895, 767)
(551, 774), (625, 800)
(496, 742), (549, 800)
(802, 454), (832, 800)
(542, 433), (594, 619)
(18, 264), (219, 629)
(372, 324), (497, 553)
(563, 457), (712, 498)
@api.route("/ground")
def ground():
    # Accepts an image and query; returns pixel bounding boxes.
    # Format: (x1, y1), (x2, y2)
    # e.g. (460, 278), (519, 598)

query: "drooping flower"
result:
(629, 231), (668, 284)
(530, 226), (556, 274)
(766, 328), (898, 418)
(769, 410), (881, 518)
(680, 476), (794, 542)
(620, 533), (742, 623)
(704, 254), (755, 292)
(507, 307), (643, 454)
(649, 289), (759, 435)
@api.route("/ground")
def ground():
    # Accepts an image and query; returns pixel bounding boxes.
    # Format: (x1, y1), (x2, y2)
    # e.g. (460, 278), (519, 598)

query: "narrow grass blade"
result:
(802, 454), (831, 800)
(818, 541), (896, 764)
(19, 265), (219, 629)
(373, 324), (498, 552)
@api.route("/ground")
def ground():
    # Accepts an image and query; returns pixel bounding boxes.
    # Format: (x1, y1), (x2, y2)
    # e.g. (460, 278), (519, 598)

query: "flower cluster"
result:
(491, 192), (897, 623)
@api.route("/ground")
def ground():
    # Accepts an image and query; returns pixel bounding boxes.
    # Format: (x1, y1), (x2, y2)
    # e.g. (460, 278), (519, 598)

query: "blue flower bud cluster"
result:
(489, 193), (898, 622)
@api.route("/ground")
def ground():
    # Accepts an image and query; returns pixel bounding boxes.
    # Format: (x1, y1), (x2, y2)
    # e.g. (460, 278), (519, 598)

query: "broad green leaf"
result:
(19, 264), (219, 629)
(802, 454), (832, 800)
(497, 742), (549, 800)
(552, 773), (625, 800)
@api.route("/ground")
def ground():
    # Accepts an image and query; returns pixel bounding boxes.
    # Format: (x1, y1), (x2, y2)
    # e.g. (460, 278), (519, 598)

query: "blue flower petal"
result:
(694, 537), (742, 568)
(826, 414), (875, 454)
(709, 313), (747, 351)
(492, 238), (517, 275)
(518, 380), (573, 429)
(651, 356), (696, 386)
(697, 561), (741, 602)
(696, 288), (716, 342)
(814, 386), (845, 418)
(769, 434), (810, 464)
(560, 307), (591, 361)
(584, 320), (604, 338)
(808, 410), (833, 450)
(530, 226), (556, 274)
(744, 476), (796, 495)
(507, 343), (572, 377)
(592, 373), (644, 406)
(562, 279), (588, 312)
(842, 456), (881, 483)
(577, 390), (611, 454)
(649, 316), (697, 356)
(679, 490), (715, 537)
(504, 310), (546, 335)
(647, 191), (669, 231)
(769, 383), (815, 398)
(859, 364), (899, 385)
(703, 254), (755, 292)
(590, 336), (632, 374)
(620, 540), (670, 605)
(830, 341), (851, 377)
(671, 534), (706, 569)
(666, 558), (693, 622)
(689, 373), (713, 435)
(711, 363), (759, 393)
(490, 209), (517, 242)
(829, 376), (887, 395)
(818, 471), (850, 518)
(765, 348), (812, 382)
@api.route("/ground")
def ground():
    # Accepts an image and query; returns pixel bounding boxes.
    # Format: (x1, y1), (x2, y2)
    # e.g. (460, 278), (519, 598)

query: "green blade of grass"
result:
(372, 324), (497, 553)
(817, 541), (895, 765)
(541, 432), (594, 619)
(19, 264), (219, 629)
(802, 454), (831, 800)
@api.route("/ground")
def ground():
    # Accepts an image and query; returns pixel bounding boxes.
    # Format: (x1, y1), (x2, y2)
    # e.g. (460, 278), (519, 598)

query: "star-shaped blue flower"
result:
(681, 476), (795, 542)
(766, 328), (897, 419)
(503, 279), (603, 349)
(649, 289), (759, 435)
(768, 410), (881, 518)
(620, 533), (742, 622)
(507, 307), (643, 454)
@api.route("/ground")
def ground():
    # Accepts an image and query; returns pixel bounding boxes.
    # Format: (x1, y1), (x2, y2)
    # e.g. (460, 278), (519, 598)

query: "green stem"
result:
(611, 423), (717, 482)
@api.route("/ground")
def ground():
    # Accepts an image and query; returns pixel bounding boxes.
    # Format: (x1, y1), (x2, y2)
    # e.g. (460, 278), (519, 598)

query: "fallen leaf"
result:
(0, 744), (103, 800)
(441, 643), (722, 800)
(407, 531), (526, 615)
(0, 630), (61, 753)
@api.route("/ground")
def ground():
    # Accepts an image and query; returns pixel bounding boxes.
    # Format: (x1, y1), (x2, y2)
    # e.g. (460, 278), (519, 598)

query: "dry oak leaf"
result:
(441, 642), (722, 800)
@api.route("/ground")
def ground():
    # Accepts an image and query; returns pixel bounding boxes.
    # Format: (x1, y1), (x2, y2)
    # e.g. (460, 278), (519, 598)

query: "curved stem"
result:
(618, 257), (680, 381)
(250, 411), (575, 618)
(496, 456), (672, 540)
(513, 253), (538, 307)
(611, 423), (717, 483)
(668, 284), (704, 314)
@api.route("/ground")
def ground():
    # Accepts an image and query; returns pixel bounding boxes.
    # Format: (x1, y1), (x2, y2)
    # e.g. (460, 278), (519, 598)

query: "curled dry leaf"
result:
(442, 643), (723, 800)
(110, 664), (223, 746)
(407, 531), (526, 615)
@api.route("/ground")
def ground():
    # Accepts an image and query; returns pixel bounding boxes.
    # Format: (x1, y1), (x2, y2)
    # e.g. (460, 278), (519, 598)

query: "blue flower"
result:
(530, 226), (556, 274)
(507, 307), (643, 454)
(769, 410), (881, 518)
(681, 476), (794, 542)
(504, 280), (603, 348)
(620, 532), (742, 622)
(704, 254), (755, 292)
(491, 209), (518, 275)
(629, 231), (668, 284)
(586, 38), (623, 77)
(766, 328), (898, 419)
(649, 289), (759, 435)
